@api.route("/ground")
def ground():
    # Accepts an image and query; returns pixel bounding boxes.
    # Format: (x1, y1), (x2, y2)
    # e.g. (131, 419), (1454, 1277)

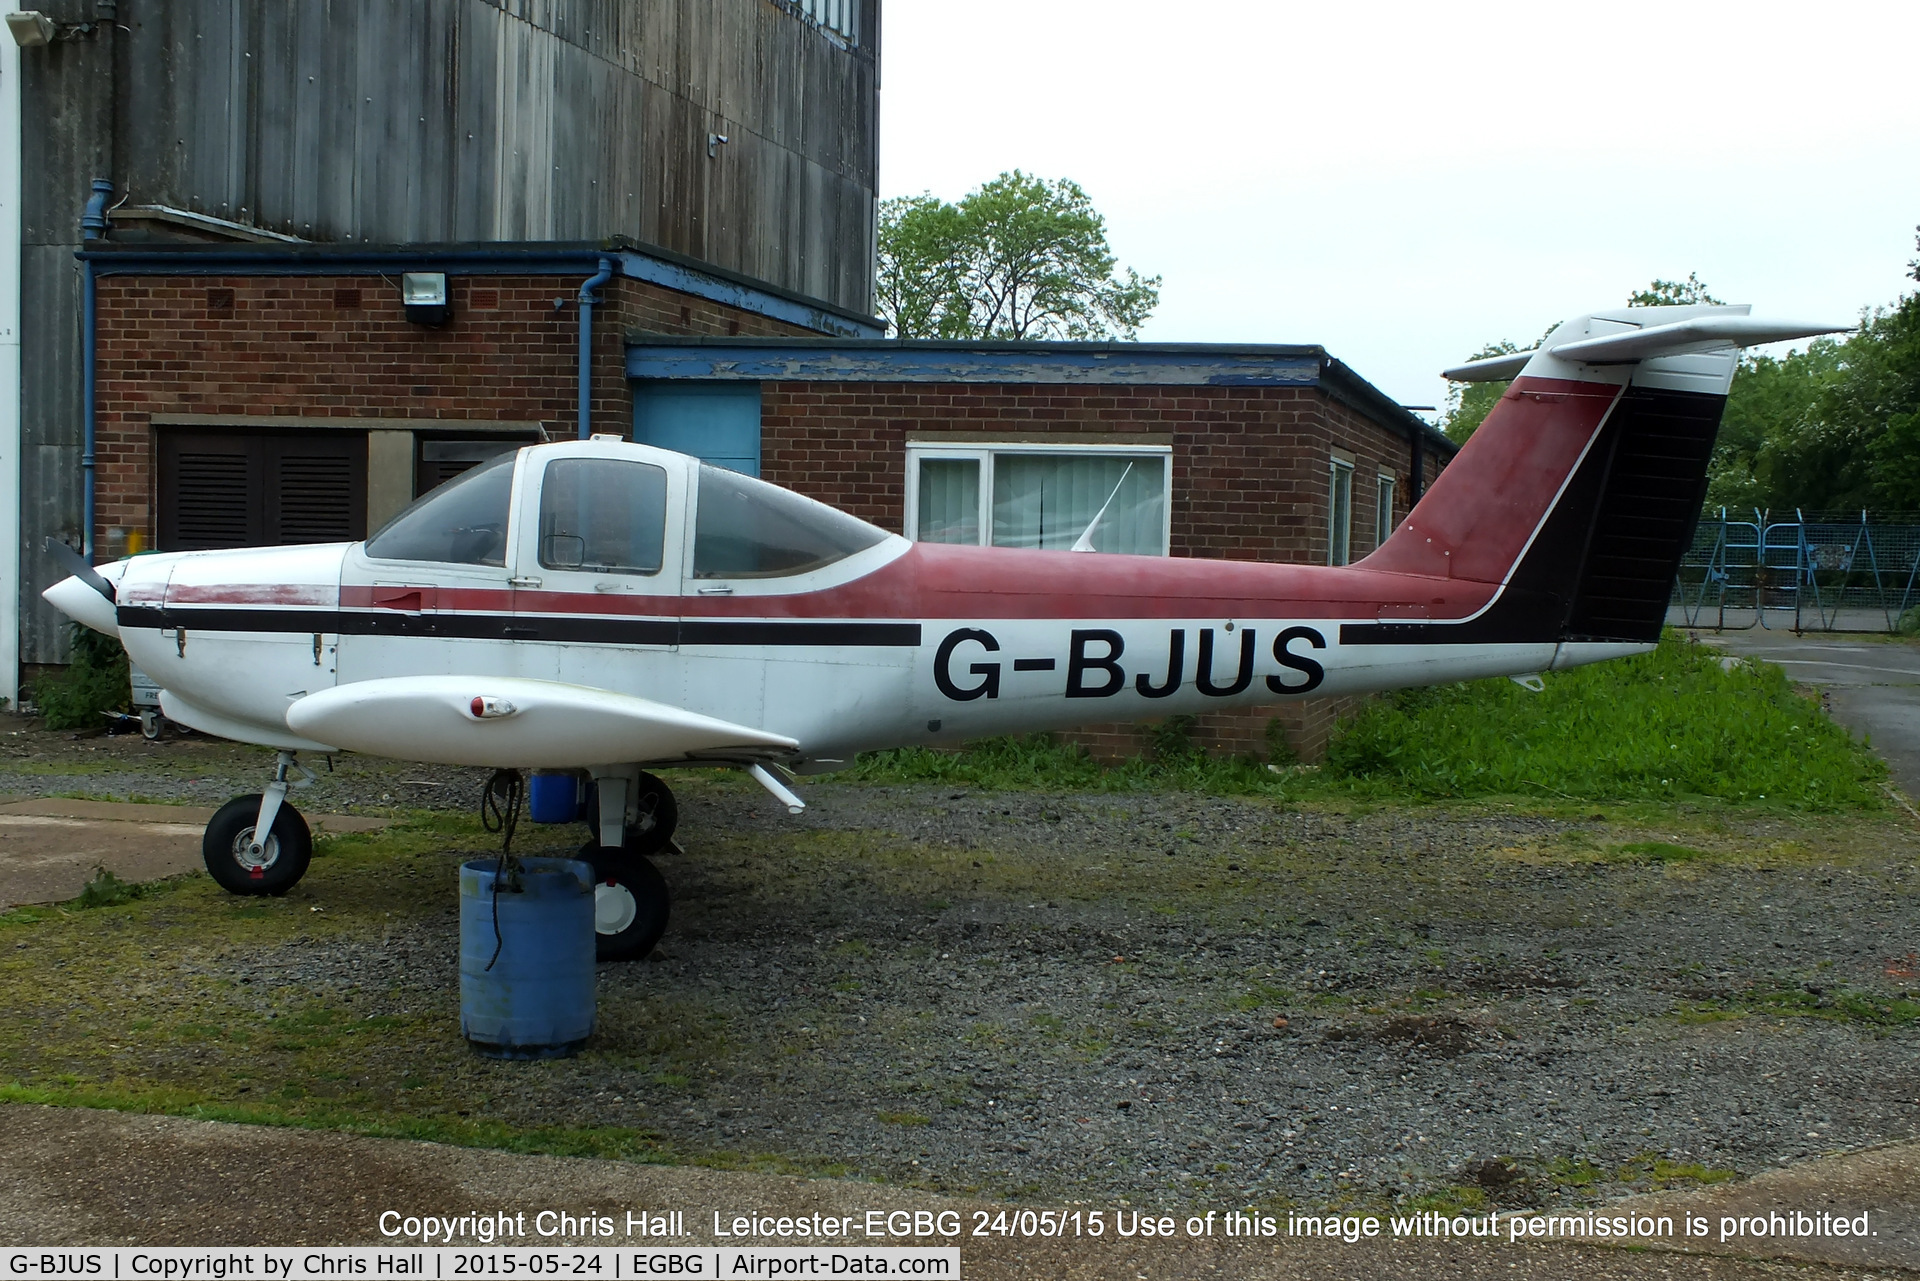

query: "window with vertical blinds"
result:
(1328, 459), (1354, 566)
(905, 444), (1171, 555)
(156, 429), (367, 551)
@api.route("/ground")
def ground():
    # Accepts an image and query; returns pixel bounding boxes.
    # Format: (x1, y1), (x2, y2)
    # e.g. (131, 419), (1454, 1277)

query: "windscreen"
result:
(691, 465), (888, 579)
(364, 450), (518, 565)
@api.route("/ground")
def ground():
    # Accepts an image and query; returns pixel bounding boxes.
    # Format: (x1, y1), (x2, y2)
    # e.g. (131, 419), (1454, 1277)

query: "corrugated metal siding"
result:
(115, 0), (877, 309)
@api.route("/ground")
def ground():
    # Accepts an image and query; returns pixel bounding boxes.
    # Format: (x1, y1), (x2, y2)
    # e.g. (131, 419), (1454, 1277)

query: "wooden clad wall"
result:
(116, 0), (880, 312)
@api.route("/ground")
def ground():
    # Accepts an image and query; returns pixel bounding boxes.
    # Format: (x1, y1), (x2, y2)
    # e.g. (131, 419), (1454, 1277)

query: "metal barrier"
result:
(1670, 509), (1920, 632)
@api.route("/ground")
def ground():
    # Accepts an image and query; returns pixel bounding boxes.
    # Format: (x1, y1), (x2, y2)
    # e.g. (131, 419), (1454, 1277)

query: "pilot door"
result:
(505, 451), (685, 695)
(336, 448), (524, 683)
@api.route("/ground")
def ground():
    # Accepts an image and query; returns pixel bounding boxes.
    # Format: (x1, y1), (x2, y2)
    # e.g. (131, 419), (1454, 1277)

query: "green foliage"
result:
(876, 172), (1160, 340)
(1628, 273), (1723, 308)
(1321, 631), (1884, 809)
(1438, 340), (1521, 445)
(35, 624), (130, 730)
(75, 867), (150, 909)
(1706, 234), (1920, 513)
(843, 731), (1281, 797)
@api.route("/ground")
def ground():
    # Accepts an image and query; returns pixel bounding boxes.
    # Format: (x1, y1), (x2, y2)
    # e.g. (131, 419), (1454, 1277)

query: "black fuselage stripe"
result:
(114, 605), (920, 648)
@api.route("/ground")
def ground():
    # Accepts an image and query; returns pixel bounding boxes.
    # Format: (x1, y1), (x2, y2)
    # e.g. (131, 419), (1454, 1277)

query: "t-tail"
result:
(1358, 304), (1848, 648)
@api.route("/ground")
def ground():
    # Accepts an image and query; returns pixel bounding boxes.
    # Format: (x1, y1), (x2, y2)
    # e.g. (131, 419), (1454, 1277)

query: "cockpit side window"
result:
(538, 458), (668, 574)
(364, 450), (517, 565)
(691, 464), (888, 579)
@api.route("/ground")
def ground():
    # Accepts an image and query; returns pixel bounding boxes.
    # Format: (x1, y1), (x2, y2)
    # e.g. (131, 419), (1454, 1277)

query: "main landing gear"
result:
(203, 751), (313, 895)
(582, 770), (677, 963)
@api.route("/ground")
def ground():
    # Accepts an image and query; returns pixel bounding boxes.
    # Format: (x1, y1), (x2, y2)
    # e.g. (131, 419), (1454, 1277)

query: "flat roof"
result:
(625, 337), (1455, 454)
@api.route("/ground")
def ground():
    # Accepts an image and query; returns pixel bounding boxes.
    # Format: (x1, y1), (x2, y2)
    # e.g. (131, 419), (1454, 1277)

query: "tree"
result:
(876, 172), (1160, 340)
(1628, 273), (1724, 308)
(1438, 340), (1522, 445)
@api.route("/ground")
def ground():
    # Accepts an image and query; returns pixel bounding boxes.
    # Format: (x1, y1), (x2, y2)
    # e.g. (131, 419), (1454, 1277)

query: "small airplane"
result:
(44, 303), (1843, 960)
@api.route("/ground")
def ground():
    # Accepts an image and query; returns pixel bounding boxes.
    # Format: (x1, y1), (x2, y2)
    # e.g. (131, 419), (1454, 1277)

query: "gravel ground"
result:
(3, 713), (1918, 1215)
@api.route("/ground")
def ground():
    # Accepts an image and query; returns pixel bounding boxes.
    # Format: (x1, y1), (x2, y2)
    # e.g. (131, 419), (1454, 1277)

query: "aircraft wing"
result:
(285, 676), (799, 769)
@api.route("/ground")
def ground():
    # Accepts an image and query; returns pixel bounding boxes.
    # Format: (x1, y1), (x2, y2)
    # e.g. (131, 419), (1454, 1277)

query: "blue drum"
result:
(460, 856), (595, 1058)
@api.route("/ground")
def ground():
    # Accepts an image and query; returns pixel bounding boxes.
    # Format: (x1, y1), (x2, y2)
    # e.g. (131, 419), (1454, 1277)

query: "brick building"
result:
(78, 240), (1453, 759)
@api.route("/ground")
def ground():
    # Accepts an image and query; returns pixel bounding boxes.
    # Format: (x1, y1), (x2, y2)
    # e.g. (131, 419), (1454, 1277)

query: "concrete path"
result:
(1691, 630), (1920, 797)
(0, 1105), (1912, 1278)
(0, 799), (387, 910)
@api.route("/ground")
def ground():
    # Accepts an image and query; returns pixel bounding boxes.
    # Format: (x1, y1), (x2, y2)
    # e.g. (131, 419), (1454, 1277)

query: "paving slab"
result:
(0, 799), (388, 910)
(1518, 1141), (1918, 1273)
(0, 1104), (1910, 1279)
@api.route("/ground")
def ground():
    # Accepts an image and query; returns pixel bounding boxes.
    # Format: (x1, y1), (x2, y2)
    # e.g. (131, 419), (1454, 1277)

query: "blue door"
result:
(632, 382), (762, 477)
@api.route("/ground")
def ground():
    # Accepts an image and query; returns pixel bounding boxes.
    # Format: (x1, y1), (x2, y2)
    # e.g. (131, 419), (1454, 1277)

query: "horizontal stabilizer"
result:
(1547, 315), (1849, 364)
(286, 676), (799, 768)
(1444, 310), (1851, 381)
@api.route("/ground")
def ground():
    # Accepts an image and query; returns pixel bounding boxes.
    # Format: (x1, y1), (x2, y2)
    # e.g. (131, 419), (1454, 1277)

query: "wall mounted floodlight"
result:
(707, 132), (729, 159)
(6, 11), (55, 46)
(401, 272), (449, 326)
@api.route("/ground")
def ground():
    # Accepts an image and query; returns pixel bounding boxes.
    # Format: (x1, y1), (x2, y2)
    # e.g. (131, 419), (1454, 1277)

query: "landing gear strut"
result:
(583, 769), (676, 961)
(204, 752), (313, 895)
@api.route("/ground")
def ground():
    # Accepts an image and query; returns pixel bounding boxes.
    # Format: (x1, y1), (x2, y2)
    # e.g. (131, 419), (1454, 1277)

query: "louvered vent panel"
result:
(276, 454), (357, 542)
(1563, 389), (1724, 642)
(172, 452), (253, 549)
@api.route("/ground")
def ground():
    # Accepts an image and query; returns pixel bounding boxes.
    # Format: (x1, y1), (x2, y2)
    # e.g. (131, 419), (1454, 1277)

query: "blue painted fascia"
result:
(614, 252), (882, 339)
(625, 341), (1325, 387)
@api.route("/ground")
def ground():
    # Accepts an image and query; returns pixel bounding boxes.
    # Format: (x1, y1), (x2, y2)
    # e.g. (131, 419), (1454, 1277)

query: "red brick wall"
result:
(93, 273), (813, 541)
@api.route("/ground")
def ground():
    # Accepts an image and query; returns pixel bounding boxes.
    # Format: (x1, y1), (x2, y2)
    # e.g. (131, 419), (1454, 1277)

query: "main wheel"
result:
(586, 772), (678, 857)
(584, 845), (670, 962)
(203, 794), (313, 896)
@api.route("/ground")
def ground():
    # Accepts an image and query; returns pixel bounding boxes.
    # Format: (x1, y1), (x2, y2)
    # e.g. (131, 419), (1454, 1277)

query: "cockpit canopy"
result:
(363, 444), (890, 579)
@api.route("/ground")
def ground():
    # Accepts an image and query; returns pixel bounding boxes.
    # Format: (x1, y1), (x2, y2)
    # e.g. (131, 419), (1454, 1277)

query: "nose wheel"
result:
(203, 751), (315, 896)
(203, 792), (313, 895)
(584, 845), (670, 962)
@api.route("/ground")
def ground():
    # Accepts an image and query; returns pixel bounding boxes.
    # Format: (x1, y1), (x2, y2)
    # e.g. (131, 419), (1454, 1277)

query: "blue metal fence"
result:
(1671, 509), (1920, 632)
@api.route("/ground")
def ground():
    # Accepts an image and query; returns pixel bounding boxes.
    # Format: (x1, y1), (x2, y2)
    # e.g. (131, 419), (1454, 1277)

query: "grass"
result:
(1674, 983), (1920, 1029)
(847, 632), (1887, 811)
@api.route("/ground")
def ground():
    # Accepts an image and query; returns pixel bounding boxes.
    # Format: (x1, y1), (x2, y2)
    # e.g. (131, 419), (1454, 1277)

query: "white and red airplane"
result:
(44, 303), (1841, 959)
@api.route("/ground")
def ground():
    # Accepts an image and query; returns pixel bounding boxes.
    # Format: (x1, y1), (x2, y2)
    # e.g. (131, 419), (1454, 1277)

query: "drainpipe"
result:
(80, 178), (111, 558)
(1409, 424), (1425, 505)
(576, 256), (614, 440)
(0, 30), (20, 706)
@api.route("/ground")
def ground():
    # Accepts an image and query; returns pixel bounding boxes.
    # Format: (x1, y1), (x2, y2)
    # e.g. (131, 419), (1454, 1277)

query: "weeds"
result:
(846, 632), (1884, 811)
(34, 624), (130, 730)
(75, 867), (149, 909)
(1323, 631), (1883, 809)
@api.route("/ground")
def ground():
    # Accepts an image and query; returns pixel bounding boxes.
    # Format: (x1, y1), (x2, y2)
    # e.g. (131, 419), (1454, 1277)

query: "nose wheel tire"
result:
(583, 845), (670, 962)
(585, 772), (678, 857)
(203, 793), (313, 896)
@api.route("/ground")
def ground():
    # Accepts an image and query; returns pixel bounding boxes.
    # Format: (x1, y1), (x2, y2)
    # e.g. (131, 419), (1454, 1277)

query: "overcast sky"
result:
(877, 1), (1920, 416)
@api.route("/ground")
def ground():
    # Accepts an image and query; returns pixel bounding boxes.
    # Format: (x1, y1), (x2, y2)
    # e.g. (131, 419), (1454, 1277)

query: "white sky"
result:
(877, 1), (1920, 416)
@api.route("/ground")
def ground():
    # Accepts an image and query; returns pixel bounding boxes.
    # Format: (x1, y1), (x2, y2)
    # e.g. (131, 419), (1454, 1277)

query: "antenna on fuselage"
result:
(1069, 462), (1135, 554)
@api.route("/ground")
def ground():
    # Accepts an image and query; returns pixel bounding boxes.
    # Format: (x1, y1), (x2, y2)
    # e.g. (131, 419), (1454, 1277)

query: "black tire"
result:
(203, 793), (312, 896)
(583, 845), (670, 962)
(585, 772), (678, 857)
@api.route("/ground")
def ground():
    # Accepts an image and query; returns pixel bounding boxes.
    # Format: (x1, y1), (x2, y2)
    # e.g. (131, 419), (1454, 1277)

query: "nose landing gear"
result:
(203, 752), (314, 895)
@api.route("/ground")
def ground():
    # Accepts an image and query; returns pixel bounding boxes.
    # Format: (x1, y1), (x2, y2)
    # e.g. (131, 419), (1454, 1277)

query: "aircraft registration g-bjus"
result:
(45, 303), (1842, 961)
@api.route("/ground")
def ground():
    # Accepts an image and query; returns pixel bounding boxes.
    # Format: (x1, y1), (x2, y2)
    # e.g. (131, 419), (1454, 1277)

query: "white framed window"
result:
(904, 442), (1172, 555)
(1328, 458), (1353, 566)
(1376, 472), (1396, 548)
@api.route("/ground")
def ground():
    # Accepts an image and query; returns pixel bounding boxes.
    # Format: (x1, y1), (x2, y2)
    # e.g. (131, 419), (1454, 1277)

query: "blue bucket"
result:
(528, 772), (582, 824)
(460, 856), (595, 1058)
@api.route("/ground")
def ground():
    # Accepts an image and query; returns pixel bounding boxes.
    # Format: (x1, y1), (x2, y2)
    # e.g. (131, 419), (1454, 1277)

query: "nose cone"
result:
(43, 574), (120, 637)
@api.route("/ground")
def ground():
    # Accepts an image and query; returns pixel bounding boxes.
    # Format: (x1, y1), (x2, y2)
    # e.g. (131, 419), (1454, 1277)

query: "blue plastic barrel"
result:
(460, 856), (595, 1058)
(527, 771), (582, 824)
